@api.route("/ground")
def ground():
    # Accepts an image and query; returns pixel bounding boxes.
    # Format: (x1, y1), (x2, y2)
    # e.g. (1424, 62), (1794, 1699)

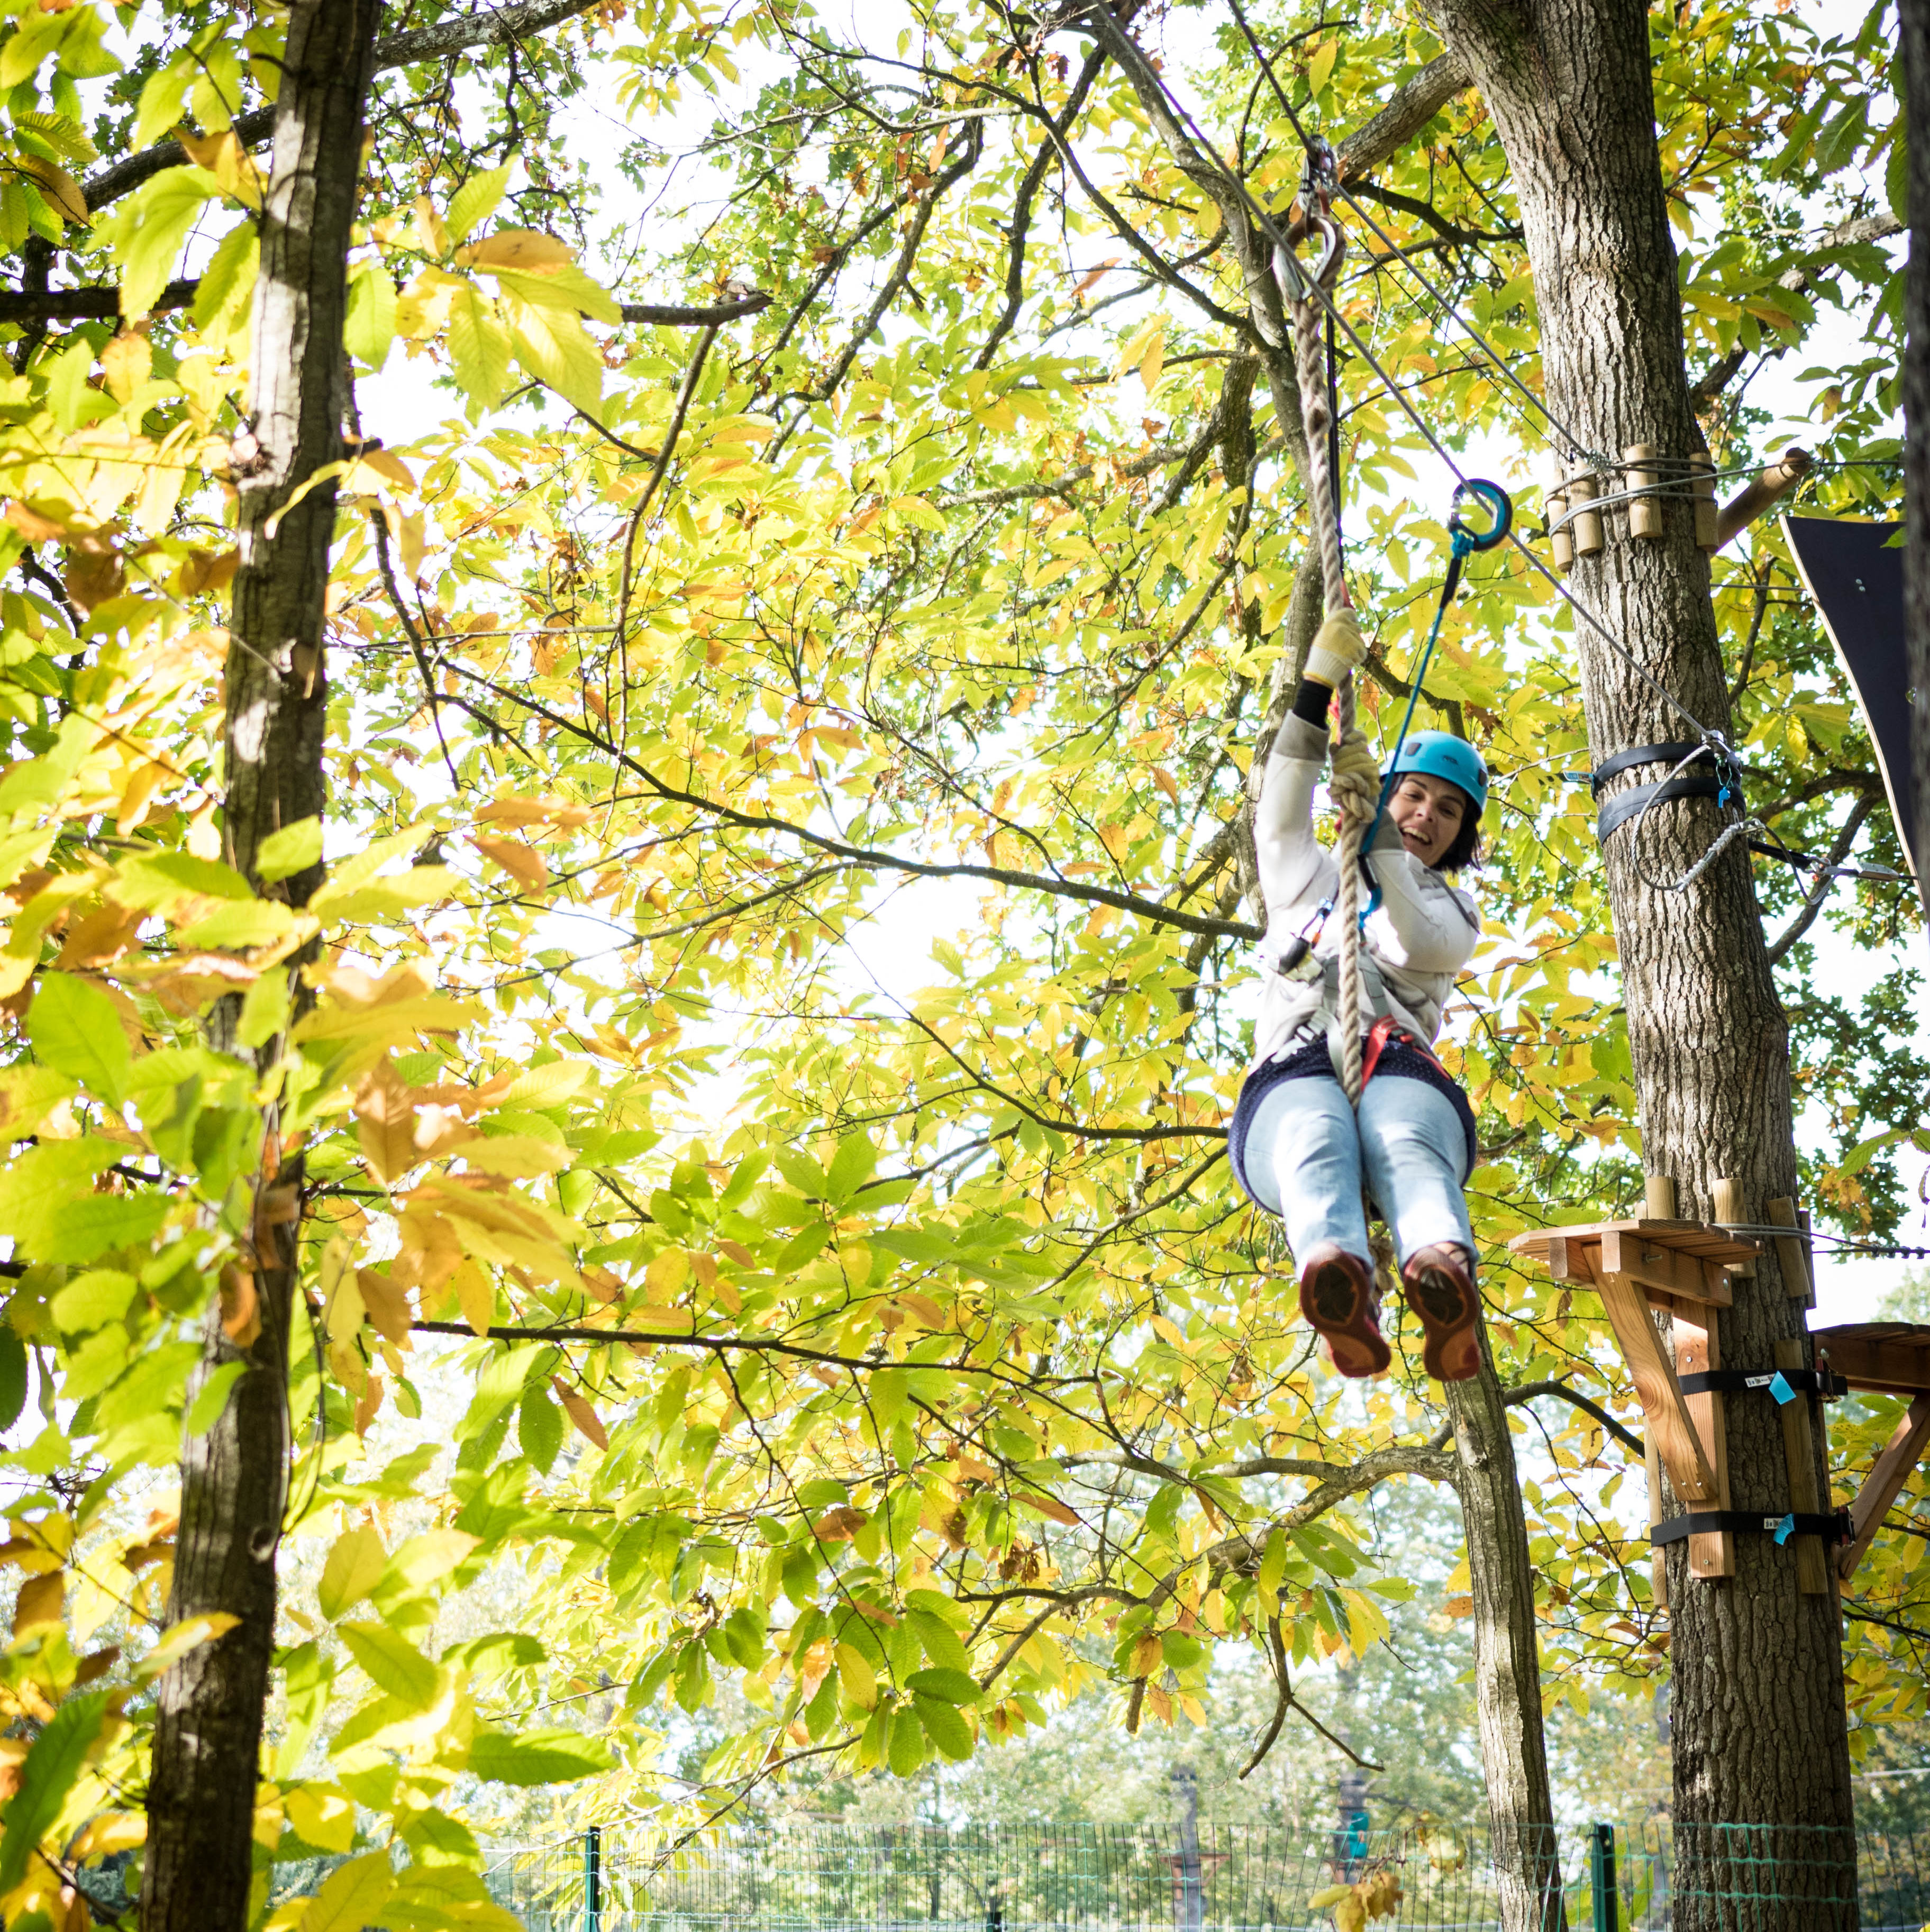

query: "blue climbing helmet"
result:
(1389, 731), (1488, 817)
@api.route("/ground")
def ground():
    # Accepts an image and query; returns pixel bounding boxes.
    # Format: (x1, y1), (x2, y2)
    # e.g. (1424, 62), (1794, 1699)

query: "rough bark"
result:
(1446, 1329), (1566, 1932)
(1905, 0), (1930, 912)
(1420, 0), (1853, 1920)
(141, 7), (382, 1929)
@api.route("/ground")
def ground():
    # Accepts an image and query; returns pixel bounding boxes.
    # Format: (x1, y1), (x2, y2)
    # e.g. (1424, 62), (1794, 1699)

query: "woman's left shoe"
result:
(1400, 1244), (1482, 1382)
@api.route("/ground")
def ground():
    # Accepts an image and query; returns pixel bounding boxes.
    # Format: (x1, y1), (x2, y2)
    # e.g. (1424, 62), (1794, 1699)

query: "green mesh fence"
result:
(482, 1820), (1923, 1932)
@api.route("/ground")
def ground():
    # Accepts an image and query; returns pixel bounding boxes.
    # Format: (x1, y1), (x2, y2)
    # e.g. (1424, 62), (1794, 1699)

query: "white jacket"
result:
(1250, 714), (1481, 1071)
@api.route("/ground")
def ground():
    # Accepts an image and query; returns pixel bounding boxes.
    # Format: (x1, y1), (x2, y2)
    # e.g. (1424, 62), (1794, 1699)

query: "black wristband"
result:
(1291, 676), (1333, 727)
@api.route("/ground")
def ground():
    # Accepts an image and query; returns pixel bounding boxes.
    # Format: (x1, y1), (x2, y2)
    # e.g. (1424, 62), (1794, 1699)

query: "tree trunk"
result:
(142, 7), (382, 1929)
(1904, 0), (1930, 901)
(1422, 1), (1854, 1921)
(1446, 1329), (1565, 1932)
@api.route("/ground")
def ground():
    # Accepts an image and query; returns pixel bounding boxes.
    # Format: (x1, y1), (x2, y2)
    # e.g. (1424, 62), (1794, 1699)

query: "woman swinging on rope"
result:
(1226, 158), (1495, 1383)
(1226, 616), (1487, 1383)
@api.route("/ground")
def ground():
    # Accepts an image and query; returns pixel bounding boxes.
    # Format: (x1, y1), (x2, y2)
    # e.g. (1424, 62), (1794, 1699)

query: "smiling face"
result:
(1387, 770), (1471, 868)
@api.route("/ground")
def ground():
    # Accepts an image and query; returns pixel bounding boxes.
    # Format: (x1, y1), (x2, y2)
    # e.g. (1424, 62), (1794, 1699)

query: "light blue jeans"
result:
(1243, 1072), (1474, 1268)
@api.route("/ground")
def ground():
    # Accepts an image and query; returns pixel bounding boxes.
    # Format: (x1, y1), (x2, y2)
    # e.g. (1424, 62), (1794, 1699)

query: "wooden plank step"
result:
(1509, 1217), (1762, 1267)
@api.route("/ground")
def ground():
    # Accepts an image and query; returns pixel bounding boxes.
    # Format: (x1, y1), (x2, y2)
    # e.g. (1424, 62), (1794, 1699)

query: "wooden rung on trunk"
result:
(1773, 1338), (1831, 1596)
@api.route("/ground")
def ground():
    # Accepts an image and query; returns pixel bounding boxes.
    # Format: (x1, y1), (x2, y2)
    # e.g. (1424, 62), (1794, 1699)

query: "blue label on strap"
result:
(1773, 1513), (1795, 1545)
(1769, 1371), (1796, 1406)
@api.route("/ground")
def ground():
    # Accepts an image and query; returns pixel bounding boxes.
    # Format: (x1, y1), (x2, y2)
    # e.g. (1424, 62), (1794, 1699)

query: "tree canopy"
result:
(0, 0), (1919, 1925)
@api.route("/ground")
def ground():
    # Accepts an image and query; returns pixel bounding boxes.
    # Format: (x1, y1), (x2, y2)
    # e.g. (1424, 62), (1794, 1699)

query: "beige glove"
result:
(1303, 609), (1369, 689)
(1330, 731), (1381, 791)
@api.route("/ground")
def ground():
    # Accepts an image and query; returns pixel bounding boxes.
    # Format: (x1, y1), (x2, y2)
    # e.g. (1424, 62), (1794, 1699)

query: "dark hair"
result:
(1436, 786), (1483, 873)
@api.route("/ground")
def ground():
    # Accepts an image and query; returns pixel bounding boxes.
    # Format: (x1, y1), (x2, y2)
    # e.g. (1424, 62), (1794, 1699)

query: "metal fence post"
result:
(585, 1824), (602, 1932)
(1589, 1822), (1616, 1932)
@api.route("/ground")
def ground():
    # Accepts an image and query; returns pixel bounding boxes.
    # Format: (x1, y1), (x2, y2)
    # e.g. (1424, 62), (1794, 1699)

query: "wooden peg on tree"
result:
(1623, 443), (1662, 540)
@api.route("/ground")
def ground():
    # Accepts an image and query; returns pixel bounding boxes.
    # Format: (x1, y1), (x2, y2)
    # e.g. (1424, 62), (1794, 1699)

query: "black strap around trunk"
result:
(1676, 1368), (1849, 1400)
(1650, 1509), (1852, 1547)
(1589, 741), (1738, 845)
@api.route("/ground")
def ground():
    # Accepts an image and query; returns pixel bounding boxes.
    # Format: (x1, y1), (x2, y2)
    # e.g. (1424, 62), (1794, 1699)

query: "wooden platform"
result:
(1811, 1323), (1930, 1397)
(1510, 1217), (1765, 1579)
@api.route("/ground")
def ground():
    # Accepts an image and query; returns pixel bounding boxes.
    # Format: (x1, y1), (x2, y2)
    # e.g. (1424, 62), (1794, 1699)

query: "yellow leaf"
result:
(452, 1256), (495, 1336)
(470, 833), (549, 894)
(16, 153), (86, 225)
(353, 1061), (417, 1183)
(316, 1525), (386, 1621)
(99, 330), (151, 402)
(285, 1784), (357, 1854)
(1307, 37), (1338, 96)
(461, 227), (575, 271)
(176, 126), (263, 203)
(1139, 322), (1164, 396)
(836, 1641), (878, 1708)
(645, 1248), (689, 1299)
(552, 1378), (609, 1450)
(297, 1852), (394, 1932)
(135, 1611), (241, 1682)
(476, 795), (596, 830)
(1308, 1887), (1354, 1910)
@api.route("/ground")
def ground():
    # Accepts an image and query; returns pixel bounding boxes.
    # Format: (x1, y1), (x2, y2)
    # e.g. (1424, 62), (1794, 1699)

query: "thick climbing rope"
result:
(1282, 184), (1375, 1108)
(1280, 180), (1406, 1306)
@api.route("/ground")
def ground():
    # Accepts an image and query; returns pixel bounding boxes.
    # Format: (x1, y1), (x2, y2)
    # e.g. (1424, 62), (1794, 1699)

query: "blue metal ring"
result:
(1448, 479), (1513, 552)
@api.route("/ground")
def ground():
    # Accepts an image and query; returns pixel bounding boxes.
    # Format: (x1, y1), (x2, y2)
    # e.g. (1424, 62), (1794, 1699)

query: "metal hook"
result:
(1271, 208), (1344, 304)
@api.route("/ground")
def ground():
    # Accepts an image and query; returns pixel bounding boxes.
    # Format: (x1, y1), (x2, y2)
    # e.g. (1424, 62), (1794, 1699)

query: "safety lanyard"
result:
(1358, 480), (1512, 923)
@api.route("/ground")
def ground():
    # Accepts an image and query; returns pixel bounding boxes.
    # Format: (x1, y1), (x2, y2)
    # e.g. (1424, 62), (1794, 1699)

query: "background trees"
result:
(0, 2), (1915, 1928)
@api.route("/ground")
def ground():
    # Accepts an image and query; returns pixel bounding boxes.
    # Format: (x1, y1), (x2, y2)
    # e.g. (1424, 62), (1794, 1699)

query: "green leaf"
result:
(518, 1381), (563, 1474)
(383, 1865), (521, 1932)
(448, 284), (511, 411)
(445, 163), (514, 245)
(236, 967), (290, 1050)
(905, 1666), (980, 1705)
(186, 1359), (247, 1436)
(132, 56), (194, 149)
(0, 1328), (25, 1433)
(824, 1131), (878, 1205)
(256, 815), (323, 883)
(337, 1622), (441, 1709)
(502, 287), (602, 414)
(912, 1691), (975, 1761)
(192, 220), (258, 329)
(1888, 126), (1909, 229)
(887, 1704), (926, 1775)
(28, 972), (131, 1104)
(0, 1689), (111, 1896)
(344, 262), (397, 371)
(99, 166), (217, 320)
(50, 1269), (136, 1335)
(466, 1726), (613, 1785)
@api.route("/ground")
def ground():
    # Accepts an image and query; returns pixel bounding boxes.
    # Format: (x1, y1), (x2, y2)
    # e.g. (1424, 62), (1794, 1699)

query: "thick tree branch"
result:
(1690, 213), (1903, 408)
(1334, 51), (1474, 180)
(1504, 1378), (1644, 1456)
(81, 0), (603, 214)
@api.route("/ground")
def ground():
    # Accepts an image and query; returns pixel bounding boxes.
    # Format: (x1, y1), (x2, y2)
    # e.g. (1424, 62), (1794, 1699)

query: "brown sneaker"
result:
(1297, 1244), (1390, 1378)
(1400, 1244), (1482, 1382)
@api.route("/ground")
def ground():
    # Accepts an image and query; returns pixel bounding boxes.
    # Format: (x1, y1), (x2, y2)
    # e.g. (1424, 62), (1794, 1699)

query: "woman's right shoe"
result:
(1400, 1243), (1482, 1382)
(1297, 1244), (1390, 1378)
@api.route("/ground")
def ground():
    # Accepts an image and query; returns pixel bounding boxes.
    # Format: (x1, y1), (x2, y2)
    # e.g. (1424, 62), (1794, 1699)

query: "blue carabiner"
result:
(1447, 479), (1513, 558)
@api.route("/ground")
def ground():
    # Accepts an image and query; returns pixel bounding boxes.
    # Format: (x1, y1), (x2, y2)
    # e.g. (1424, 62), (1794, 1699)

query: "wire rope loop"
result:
(1448, 479), (1512, 556)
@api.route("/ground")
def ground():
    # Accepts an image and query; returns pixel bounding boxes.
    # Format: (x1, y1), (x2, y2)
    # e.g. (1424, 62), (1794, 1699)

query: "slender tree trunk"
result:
(1904, 0), (1930, 902)
(1422, 1), (1853, 1922)
(1446, 1330), (1565, 1932)
(142, 7), (382, 1929)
